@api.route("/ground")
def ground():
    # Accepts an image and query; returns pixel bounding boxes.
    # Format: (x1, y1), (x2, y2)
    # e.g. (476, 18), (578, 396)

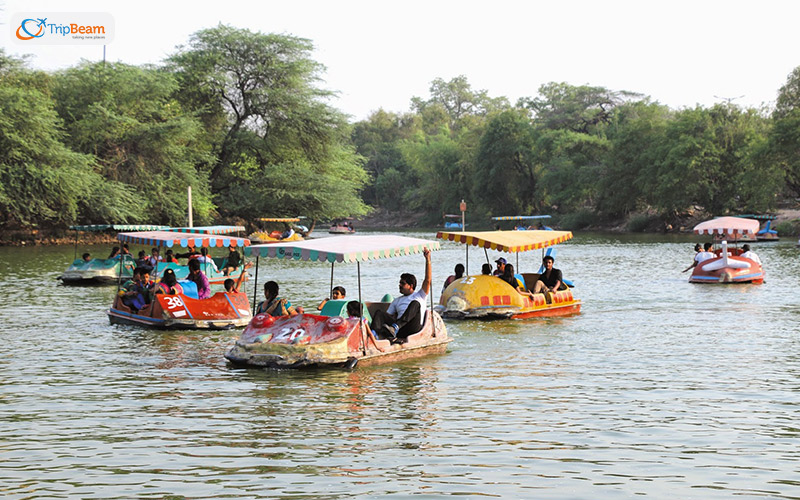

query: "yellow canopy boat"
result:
(436, 230), (581, 319)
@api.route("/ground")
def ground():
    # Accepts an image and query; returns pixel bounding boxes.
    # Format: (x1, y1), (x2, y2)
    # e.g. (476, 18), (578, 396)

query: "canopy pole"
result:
(465, 245), (469, 276)
(252, 255), (260, 315)
(483, 248), (489, 265)
(357, 262), (362, 305)
(329, 262), (335, 298)
(516, 252), (519, 271)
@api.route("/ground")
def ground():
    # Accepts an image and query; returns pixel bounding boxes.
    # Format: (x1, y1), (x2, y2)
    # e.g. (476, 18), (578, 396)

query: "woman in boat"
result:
(317, 286), (346, 310)
(442, 263), (465, 294)
(256, 281), (298, 317)
(107, 246), (121, 259)
(501, 263), (534, 299)
(154, 268), (183, 295)
(163, 249), (179, 264)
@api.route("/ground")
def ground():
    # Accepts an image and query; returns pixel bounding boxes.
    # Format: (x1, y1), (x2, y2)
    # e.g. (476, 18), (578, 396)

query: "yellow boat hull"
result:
(438, 274), (580, 319)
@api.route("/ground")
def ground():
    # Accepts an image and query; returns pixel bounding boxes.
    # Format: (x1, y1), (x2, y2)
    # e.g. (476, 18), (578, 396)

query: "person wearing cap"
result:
(492, 257), (506, 276)
(740, 244), (761, 265)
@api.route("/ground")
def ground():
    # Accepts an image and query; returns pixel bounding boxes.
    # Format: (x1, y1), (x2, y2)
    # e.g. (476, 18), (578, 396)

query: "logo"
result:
(12, 12), (114, 46)
(16, 18), (47, 40)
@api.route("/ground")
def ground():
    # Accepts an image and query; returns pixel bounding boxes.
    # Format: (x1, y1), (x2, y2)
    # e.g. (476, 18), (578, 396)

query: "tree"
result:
(520, 82), (639, 133)
(770, 65), (800, 196)
(52, 61), (213, 225)
(411, 75), (509, 130)
(0, 53), (138, 228)
(474, 109), (543, 214)
(169, 25), (369, 221)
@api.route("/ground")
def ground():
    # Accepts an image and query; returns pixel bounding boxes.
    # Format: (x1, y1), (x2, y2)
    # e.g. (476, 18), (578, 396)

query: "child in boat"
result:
(256, 281), (298, 316)
(317, 286), (346, 310)
(223, 269), (247, 294)
(119, 267), (153, 312)
(82, 252), (91, 261)
(347, 300), (375, 339)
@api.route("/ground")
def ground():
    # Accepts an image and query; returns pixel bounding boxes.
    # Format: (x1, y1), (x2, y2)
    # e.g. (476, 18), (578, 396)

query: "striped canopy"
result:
(245, 235), (439, 263)
(69, 224), (168, 232)
(491, 215), (552, 221)
(437, 230), (572, 253)
(257, 217), (300, 222)
(117, 230), (250, 248)
(737, 214), (777, 221)
(165, 225), (246, 235)
(693, 217), (760, 237)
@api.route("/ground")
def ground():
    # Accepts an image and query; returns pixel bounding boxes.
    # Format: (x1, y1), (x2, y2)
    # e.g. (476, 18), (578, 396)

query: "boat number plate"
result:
(459, 277), (475, 285)
(275, 327), (305, 342)
(165, 296), (184, 309)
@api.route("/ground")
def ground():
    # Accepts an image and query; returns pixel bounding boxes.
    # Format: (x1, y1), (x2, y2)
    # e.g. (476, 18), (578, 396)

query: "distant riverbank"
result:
(2, 208), (799, 246)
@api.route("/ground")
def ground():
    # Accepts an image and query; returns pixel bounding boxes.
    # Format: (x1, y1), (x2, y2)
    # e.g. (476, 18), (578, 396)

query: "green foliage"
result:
(170, 25), (367, 223)
(52, 62), (213, 225)
(775, 220), (799, 236)
(559, 209), (598, 230)
(0, 59), (138, 229)
(626, 213), (659, 232)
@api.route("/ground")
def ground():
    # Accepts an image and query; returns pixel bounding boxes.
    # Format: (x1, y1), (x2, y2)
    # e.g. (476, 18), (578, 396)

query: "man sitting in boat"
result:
(532, 256), (566, 298)
(370, 248), (432, 344)
(187, 259), (211, 299)
(741, 244), (762, 265)
(492, 257), (506, 276)
(256, 281), (299, 316)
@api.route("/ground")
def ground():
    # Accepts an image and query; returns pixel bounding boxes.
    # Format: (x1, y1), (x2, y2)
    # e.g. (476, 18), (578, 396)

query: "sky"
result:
(2, 0), (799, 122)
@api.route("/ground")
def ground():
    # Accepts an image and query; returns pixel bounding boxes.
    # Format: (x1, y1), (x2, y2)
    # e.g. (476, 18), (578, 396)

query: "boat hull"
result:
(59, 257), (136, 285)
(438, 274), (581, 320)
(689, 255), (764, 284)
(225, 310), (450, 369)
(248, 232), (304, 244)
(108, 291), (252, 329)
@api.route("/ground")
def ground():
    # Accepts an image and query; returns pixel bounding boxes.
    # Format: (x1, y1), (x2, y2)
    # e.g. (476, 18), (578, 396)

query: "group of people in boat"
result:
(682, 242), (762, 273)
(442, 255), (567, 301)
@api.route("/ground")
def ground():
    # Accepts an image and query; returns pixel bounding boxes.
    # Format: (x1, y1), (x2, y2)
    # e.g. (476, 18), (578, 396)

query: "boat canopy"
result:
(69, 224), (168, 232)
(117, 230), (250, 248)
(257, 217), (301, 223)
(245, 235), (439, 263)
(491, 215), (552, 221)
(693, 217), (760, 237)
(165, 225), (245, 234)
(737, 214), (778, 221)
(436, 230), (572, 253)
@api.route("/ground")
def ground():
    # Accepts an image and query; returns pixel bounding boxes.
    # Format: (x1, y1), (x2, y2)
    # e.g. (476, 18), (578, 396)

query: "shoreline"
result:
(3, 209), (799, 246)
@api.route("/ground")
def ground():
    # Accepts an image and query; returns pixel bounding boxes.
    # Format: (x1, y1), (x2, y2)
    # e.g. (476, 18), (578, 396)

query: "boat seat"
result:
(179, 280), (199, 299)
(366, 301), (390, 320)
(319, 299), (372, 324)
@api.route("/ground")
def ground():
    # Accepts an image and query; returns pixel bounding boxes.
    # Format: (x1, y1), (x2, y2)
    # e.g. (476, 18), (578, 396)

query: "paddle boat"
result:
(225, 235), (450, 369)
(689, 217), (764, 284)
(737, 214), (780, 241)
(328, 219), (356, 234)
(58, 224), (168, 285)
(107, 230), (253, 329)
(249, 217), (305, 243)
(160, 225), (250, 285)
(436, 230), (580, 319)
(492, 215), (553, 231)
(443, 214), (464, 230)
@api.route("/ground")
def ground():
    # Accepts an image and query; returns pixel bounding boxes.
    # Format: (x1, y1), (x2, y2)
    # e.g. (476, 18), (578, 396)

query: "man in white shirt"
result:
(741, 244), (762, 265)
(371, 248), (432, 344)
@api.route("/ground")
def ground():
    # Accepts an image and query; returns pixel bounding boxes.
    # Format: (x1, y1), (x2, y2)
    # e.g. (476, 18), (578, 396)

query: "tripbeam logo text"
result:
(12, 12), (114, 45)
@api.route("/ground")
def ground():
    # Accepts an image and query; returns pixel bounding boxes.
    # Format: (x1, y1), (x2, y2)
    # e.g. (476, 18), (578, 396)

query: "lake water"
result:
(2, 232), (800, 499)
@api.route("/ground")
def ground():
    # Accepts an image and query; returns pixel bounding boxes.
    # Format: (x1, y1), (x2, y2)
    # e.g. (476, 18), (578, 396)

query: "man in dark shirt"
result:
(533, 255), (565, 294)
